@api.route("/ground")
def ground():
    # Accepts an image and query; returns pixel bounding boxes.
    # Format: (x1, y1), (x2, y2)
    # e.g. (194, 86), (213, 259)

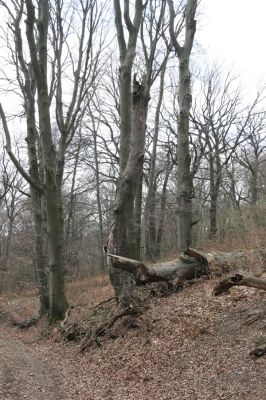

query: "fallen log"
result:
(107, 248), (266, 289)
(213, 274), (266, 296)
(107, 251), (208, 286)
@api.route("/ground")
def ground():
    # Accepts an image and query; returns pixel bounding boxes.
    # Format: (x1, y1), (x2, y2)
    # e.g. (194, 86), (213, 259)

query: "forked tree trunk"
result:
(107, 78), (149, 305)
(26, 0), (68, 320)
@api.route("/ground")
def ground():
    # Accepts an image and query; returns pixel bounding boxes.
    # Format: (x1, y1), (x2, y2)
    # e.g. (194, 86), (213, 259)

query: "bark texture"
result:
(108, 248), (266, 289)
(25, 0), (68, 320)
(168, 0), (197, 250)
(107, 77), (149, 305)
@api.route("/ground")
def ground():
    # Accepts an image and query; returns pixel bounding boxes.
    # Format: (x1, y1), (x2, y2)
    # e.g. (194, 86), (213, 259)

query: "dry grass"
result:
(205, 225), (266, 252)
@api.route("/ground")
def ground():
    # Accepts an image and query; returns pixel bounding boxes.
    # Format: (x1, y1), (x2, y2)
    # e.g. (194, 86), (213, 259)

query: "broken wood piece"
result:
(213, 274), (266, 296)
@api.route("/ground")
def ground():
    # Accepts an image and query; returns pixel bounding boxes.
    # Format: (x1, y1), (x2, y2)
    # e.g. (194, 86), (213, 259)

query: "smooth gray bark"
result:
(168, 0), (197, 251)
(92, 125), (105, 271)
(155, 154), (171, 258)
(144, 63), (166, 260)
(25, 0), (68, 320)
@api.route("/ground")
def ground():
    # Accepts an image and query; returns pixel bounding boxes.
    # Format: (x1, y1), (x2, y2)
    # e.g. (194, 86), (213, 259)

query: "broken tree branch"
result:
(213, 274), (266, 296)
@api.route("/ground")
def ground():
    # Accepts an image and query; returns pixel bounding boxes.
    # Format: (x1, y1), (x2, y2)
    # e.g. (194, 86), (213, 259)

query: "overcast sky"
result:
(196, 0), (266, 95)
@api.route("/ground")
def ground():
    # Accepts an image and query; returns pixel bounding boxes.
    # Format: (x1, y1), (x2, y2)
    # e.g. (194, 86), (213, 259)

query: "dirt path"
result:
(0, 325), (64, 400)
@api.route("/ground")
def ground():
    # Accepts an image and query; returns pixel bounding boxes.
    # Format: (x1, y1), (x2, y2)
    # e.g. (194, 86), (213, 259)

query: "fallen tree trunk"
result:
(213, 274), (266, 296)
(107, 248), (266, 288)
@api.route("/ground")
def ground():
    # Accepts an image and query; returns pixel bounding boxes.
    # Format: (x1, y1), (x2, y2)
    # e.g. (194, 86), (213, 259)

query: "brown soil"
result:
(0, 274), (265, 400)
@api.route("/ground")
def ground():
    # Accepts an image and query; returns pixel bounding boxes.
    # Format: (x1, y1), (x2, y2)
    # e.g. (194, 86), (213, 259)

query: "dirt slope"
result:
(0, 276), (265, 400)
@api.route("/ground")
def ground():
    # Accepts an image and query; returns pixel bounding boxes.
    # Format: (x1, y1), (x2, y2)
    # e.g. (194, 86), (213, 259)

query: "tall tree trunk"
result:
(3, 213), (14, 271)
(107, 78), (149, 305)
(119, 67), (132, 172)
(176, 55), (194, 250)
(144, 64), (166, 260)
(32, 192), (49, 312)
(209, 155), (217, 238)
(65, 139), (81, 249)
(38, 93), (68, 319)
(109, 0), (144, 302)
(92, 128), (105, 271)
(156, 156), (171, 257)
(26, 0), (68, 320)
(168, 0), (197, 251)
(250, 162), (259, 224)
(26, 80), (49, 312)
(209, 153), (221, 239)
(135, 171), (143, 260)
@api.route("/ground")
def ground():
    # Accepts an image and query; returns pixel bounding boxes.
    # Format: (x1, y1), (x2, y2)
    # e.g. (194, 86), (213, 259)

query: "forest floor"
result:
(0, 271), (265, 400)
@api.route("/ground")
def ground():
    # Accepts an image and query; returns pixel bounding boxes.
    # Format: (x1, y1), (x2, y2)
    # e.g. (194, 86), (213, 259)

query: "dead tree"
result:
(108, 248), (266, 289)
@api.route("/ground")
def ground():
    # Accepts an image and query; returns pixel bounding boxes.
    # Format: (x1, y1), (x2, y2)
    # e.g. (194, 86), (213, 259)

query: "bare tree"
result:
(167, 0), (197, 250)
(192, 68), (265, 238)
(236, 111), (266, 212)
(106, 0), (145, 304)
(0, 0), (105, 319)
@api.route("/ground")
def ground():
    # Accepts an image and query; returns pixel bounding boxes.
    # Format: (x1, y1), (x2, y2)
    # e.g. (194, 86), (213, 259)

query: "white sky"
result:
(197, 0), (266, 95)
(1, 1), (266, 112)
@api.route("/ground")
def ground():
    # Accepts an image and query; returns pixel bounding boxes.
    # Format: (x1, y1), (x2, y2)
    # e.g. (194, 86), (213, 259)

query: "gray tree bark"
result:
(155, 154), (172, 258)
(108, 248), (266, 288)
(25, 0), (68, 320)
(107, 76), (149, 305)
(144, 62), (166, 260)
(108, 1), (144, 303)
(168, 0), (197, 250)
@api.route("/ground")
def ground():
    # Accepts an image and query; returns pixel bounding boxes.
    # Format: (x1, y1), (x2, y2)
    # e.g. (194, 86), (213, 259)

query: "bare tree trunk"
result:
(92, 128), (105, 272)
(65, 139), (81, 249)
(26, 73), (49, 312)
(107, 78), (149, 305)
(3, 211), (14, 271)
(144, 58), (167, 261)
(25, 0), (68, 320)
(156, 156), (171, 258)
(113, 0), (143, 172)
(135, 171), (143, 260)
(250, 164), (259, 223)
(209, 156), (219, 238)
(32, 193), (49, 313)
(108, 0), (144, 303)
(168, 0), (197, 251)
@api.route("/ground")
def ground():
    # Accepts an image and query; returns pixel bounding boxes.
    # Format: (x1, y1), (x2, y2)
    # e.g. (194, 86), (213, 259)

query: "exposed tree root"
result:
(61, 290), (151, 349)
(79, 305), (144, 352)
(10, 313), (41, 329)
